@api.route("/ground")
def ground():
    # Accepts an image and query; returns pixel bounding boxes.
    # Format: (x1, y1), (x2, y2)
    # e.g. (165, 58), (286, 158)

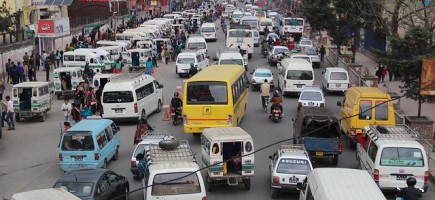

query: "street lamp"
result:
(0, 52), (4, 82)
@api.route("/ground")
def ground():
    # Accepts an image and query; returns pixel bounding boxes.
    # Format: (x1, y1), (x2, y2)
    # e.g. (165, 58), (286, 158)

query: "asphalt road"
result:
(0, 20), (434, 200)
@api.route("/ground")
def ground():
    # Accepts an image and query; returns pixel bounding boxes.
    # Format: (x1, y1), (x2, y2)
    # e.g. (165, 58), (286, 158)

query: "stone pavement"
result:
(312, 30), (435, 182)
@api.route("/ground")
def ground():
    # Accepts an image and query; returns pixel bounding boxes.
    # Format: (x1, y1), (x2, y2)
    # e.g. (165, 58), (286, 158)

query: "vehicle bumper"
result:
(59, 162), (101, 172)
(271, 183), (298, 191)
(312, 61), (321, 68)
(176, 68), (190, 74)
(380, 186), (428, 193)
(326, 87), (348, 93)
(307, 151), (339, 158)
(184, 124), (233, 133)
(130, 167), (139, 176)
(102, 115), (139, 122)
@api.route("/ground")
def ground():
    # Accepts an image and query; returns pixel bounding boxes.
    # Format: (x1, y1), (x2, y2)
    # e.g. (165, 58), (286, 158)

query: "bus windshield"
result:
(186, 81), (228, 104)
(219, 59), (243, 65)
(228, 30), (252, 38)
(241, 20), (258, 29)
(284, 18), (304, 26)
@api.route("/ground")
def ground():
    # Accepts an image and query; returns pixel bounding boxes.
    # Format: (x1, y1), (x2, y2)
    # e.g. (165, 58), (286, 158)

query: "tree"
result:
(301, 0), (335, 36)
(0, 1), (13, 34)
(377, 26), (434, 117)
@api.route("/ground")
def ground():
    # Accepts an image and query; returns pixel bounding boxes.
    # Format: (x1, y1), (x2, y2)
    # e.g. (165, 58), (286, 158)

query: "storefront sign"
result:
(38, 18), (70, 37)
(151, 0), (158, 6)
(31, 0), (46, 5)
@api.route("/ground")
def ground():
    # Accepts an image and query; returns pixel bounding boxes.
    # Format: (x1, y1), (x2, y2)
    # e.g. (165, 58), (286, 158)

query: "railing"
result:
(0, 29), (33, 46)
(70, 14), (111, 28)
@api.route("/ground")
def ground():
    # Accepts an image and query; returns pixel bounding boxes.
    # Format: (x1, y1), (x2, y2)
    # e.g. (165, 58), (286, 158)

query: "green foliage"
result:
(0, 1), (13, 33)
(301, 0), (335, 32)
(326, 18), (349, 51)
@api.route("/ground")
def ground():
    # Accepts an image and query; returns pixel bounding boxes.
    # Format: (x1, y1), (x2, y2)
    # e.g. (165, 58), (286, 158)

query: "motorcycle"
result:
(395, 187), (424, 200)
(171, 107), (182, 126)
(269, 106), (282, 123)
(262, 48), (268, 58)
(262, 96), (269, 113)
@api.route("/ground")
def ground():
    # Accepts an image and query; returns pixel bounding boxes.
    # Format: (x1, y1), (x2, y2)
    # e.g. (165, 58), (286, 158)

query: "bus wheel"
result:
(243, 179), (251, 190)
(56, 93), (61, 100)
(40, 112), (47, 122)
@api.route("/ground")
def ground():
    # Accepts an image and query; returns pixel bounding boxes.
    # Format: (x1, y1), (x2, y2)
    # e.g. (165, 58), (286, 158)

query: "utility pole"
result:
(0, 52), (4, 82)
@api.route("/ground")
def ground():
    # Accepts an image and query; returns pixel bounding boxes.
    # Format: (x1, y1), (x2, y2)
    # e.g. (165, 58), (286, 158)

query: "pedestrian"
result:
(162, 48), (170, 64)
(49, 51), (56, 70)
(35, 53), (41, 71)
(11, 63), (19, 85)
(1, 98), (6, 127)
(23, 52), (30, 66)
(95, 85), (104, 117)
(28, 64), (35, 81)
(5, 59), (12, 84)
(320, 45), (326, 63)
(15, 62), (24, 83)
(74, 82), (86, 108)
(113, 59), (122, 74)
(146, 57), (153, 75)
(134, 119), (154, 145)
(56, 50), (61, 68)
(0, 79), (5, 100)
(22, 63), (28, 82)
(85, 87), (97, 114)
(70, 103), (81, 125)
(61, 98), (72, 122)
(5, 96), (15, 130)
(44, 61), (50, 81)
(382, 66), (387, 83)
(41, 51), (48, 70)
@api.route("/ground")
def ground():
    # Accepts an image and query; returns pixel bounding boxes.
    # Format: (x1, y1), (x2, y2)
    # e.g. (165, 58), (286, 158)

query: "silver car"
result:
(298, 86), (325, 110)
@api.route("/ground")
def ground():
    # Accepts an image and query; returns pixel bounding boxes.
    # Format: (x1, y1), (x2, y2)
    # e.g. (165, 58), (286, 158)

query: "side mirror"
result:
(159, 84), (164, 88)
(296, 182), (303, 190)
(268, 155), (273, 160)
(207, 56), (210, 59)
(321, 71), (325, 75)
(336, 101), (342, 107)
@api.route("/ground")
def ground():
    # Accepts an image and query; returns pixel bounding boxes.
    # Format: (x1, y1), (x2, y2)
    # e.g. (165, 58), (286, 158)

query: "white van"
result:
(277, 58), (314, 96)
(11, 188), (80, 200)
(163, 13), (182, 19)
(176, 49), (209, 77)
(63, 51), (105, 73)
(125, 49), (152, 72)
(186, 36), (208, 51)
(259, 18), (273, 35)
(143, 140), (206, 200)
(200, 23), (217, 42)
(231, 10), (243, 23)
(297, 168), (386, 200)
(12, 82), (53, 122)
(98, 45), (128, 61)
(74, 48), (114, 71)
(53, 67), (84, 99)
(102, 73), (163, 121)
(96, 41), (128, 49)
(291, 54), (313, 66)
(321, 67), (350, 94)
(216, 47), (247, 70)
(357, 125), (429, 192)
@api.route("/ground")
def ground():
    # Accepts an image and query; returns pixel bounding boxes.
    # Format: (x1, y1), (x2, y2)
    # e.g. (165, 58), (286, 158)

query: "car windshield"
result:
(177, 57), (195, 64)
(187, 42), (206, 50)
(103, 91), (134, 103)
(54, 182), (94, 197)
(260, 21), (273, 26)
(187, 81), (228, 104)
(220, 59), (243, 65)
(61, 133), (95, 151)
(286, 70), (313, 80)
(284, 19), (303, 26)
(301, 41), (312, 46)
(254, 72), (272, 78)
(268, 34), (278, 39)
(300, 91), (323, 101)
(330, 72), (348, 80)
(305, 48), (318, 55)
(201, 27), (215, 32)
(380, 147), (425, 167)
(274, 48), (289, 54)
(152, 172), (201, 195)
(233, 14), (243, 19)
(277, 158), (311, 174)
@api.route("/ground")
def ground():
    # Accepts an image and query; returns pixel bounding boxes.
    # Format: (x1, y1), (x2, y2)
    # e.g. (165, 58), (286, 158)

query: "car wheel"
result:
(271, 187), (278, 198)
(113, 148), (119, 160)
(56, 93), (61, 100)
(332, 155), (339, 166)
(140, 110), (146, 121)
(15, 113), (20, 122)
(243, 179), (251, 190)
(123, 186), (129, 200)
(102, 160), (108, 169)
(40, 112), (47, 122)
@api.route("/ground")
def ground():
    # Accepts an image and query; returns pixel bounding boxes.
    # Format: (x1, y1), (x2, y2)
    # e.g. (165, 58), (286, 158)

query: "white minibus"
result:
(277, 58), (315, 96)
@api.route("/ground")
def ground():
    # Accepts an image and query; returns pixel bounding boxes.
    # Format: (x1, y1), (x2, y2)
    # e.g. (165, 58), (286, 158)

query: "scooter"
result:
(269, 107), (282, 123)
(262, 48), (268, 58)
(395, 187), (424, 200)
(170, 107), (182, 126)
(262, 96), (269, 113)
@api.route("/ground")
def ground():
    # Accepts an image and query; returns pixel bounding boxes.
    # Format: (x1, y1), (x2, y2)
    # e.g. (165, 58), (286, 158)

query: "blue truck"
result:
(293, 107), (342, 165)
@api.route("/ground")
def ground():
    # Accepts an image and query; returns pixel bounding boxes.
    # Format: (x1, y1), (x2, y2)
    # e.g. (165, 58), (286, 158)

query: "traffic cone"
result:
(162, 105), (170, 121)
(176, 86), (183, 98)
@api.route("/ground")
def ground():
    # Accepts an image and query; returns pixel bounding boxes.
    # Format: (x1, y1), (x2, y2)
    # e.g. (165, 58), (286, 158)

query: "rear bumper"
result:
(59, 162), (101, 172)
(183, 124), (232, 133)
(130, 167), (139, 176)
(271, 183), (298, 191)
(102, 115), (138, 122)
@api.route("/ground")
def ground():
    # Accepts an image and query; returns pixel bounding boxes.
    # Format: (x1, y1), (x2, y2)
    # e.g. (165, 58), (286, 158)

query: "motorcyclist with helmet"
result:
(189, 63), (198, 77)
(396, 177), (423, 200)
(171, 91), (183, 118)
(270, 90), (283, 117)
(261, 39), (270, 57)
(263, 26), (270, 36)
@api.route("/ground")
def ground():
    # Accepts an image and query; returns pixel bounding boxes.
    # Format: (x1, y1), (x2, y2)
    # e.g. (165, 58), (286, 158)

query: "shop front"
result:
(37, 18), (71, 53)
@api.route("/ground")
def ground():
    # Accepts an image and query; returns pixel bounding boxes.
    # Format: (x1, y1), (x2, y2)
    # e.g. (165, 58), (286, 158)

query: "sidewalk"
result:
(312, 30), (435, 182)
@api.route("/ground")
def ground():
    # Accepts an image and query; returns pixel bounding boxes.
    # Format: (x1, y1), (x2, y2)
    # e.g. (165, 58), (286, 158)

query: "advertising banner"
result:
(31, 0), (46, 6)
(151, 0), (158, 6)
(420, 58), (435, 95)
(38, 18), (71, 37)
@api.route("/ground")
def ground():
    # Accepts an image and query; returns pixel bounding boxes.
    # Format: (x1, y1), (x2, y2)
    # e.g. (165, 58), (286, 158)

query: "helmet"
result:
(406, 177), (417, 186)
(190, 63), (194, 67)
(264, 79), (268, 83)
(174, 92), (179, 97)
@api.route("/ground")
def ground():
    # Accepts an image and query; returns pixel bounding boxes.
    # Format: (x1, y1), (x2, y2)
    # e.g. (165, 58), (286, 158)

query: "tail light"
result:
(183, 114), (188, 124)
(338, 140), (343, 153)
(94, 153), (100, 160)
(59, 154), (63, 161)
(131, 161), (137, 168)
(373, 169), (379, 181)
(227, 115), (233, 125)
(134, 103), (138, 113)
(320, 103), (325, 107)
(424, 171), (429, 183)
(284, 80), (287, 88)
(312, 80), (315, 85)
(272, 176), (279, 183)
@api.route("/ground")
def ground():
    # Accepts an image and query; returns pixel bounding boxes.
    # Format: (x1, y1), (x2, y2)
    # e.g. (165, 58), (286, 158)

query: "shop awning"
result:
(44, 0), (74, 6)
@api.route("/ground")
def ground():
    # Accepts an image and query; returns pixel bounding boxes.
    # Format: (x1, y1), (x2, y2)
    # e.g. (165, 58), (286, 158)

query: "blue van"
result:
(58, 119), (121, 172)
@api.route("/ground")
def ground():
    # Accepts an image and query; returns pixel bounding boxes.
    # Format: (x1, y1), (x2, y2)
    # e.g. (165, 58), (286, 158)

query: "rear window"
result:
(220, 59), (243, 65)
(277, 159), (311, 174)
(254, 72), (272, 78)
(152, 172), (201, 195)
(375, 101), (388, 120)
(292, 57), (311, 63)
(187, 42), (206, 50)
(260, 21), (272, 26)
(380, 147), (424, 167)
(201, 27), (215, 32)
(286, 70), (313, 80)
(54, 182), (94, 197)
(61, 133), (95, 151)
(177, 57), (195, 64)
(186, 82), (228, 104)
(103, 91), (134, 103)
(359, 100), (372, 120)
(300, 91), (323, 101)
(330, 72), (348, 80)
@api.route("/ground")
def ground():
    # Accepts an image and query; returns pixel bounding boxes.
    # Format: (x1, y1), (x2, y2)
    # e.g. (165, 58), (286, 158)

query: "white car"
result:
(253, 29), (260, 47)
(299, 39), (313, 49)
(298, 86), (325, 110)
(250, 68), (274, 91)
(222, 11), (229, 18)
(266, 33), (279, 41)
(305, 47), (321, 68)
(269, 144), (313, 198)
(268, 46), (289, 66)
(130, 131), (175, 178)
(321, 67), (350, 94)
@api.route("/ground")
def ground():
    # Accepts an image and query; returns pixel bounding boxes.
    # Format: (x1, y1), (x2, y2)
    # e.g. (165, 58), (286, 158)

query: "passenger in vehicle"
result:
(134, 119), (154, 145)
(136, 153), (148, 178)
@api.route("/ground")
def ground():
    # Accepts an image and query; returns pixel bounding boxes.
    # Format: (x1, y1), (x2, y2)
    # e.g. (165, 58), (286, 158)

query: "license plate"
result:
(297, 85), (302, 88)
(274, 114), (279, 117)
(308, 102), (314, 106)
(72, 156), (83, 161)
(289, 177), (299, 183)
(396, 175), (407, 180)
(170, 113), (175, 116)
(315, 152), (323, 156)
(115, 109), (123, 114)
(336, 83), (341, 87)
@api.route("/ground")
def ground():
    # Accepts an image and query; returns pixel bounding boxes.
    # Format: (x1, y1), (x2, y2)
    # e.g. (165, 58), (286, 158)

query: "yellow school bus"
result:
(183, 65), (249, 134)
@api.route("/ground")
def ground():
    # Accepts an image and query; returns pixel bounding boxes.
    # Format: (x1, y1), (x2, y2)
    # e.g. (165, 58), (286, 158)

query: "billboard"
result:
(420, 58), (435, 95)
(31, 0), (46, 6)
(37, 18), (70, 37)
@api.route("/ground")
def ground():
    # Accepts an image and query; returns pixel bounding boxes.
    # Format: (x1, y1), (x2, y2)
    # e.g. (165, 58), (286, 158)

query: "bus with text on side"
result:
(182, 65), (250, 135)
(278, 17), (304, 41)
(226, 24), (254, 59)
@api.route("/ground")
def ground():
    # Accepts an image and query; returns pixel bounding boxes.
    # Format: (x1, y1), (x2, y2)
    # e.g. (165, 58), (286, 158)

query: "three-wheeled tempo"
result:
(12, 82), (54, 122)
(201, 127), (254, 191)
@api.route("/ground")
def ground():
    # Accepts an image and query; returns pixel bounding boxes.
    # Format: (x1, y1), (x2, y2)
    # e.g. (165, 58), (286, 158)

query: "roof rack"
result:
(140, 130), (173, 140)
(280, 143), (308, 155)
(365, 125), (418, 142)
(147, 140), (195, 163)
(218, 47), (240, 54)
(109, 73), (148, 82)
